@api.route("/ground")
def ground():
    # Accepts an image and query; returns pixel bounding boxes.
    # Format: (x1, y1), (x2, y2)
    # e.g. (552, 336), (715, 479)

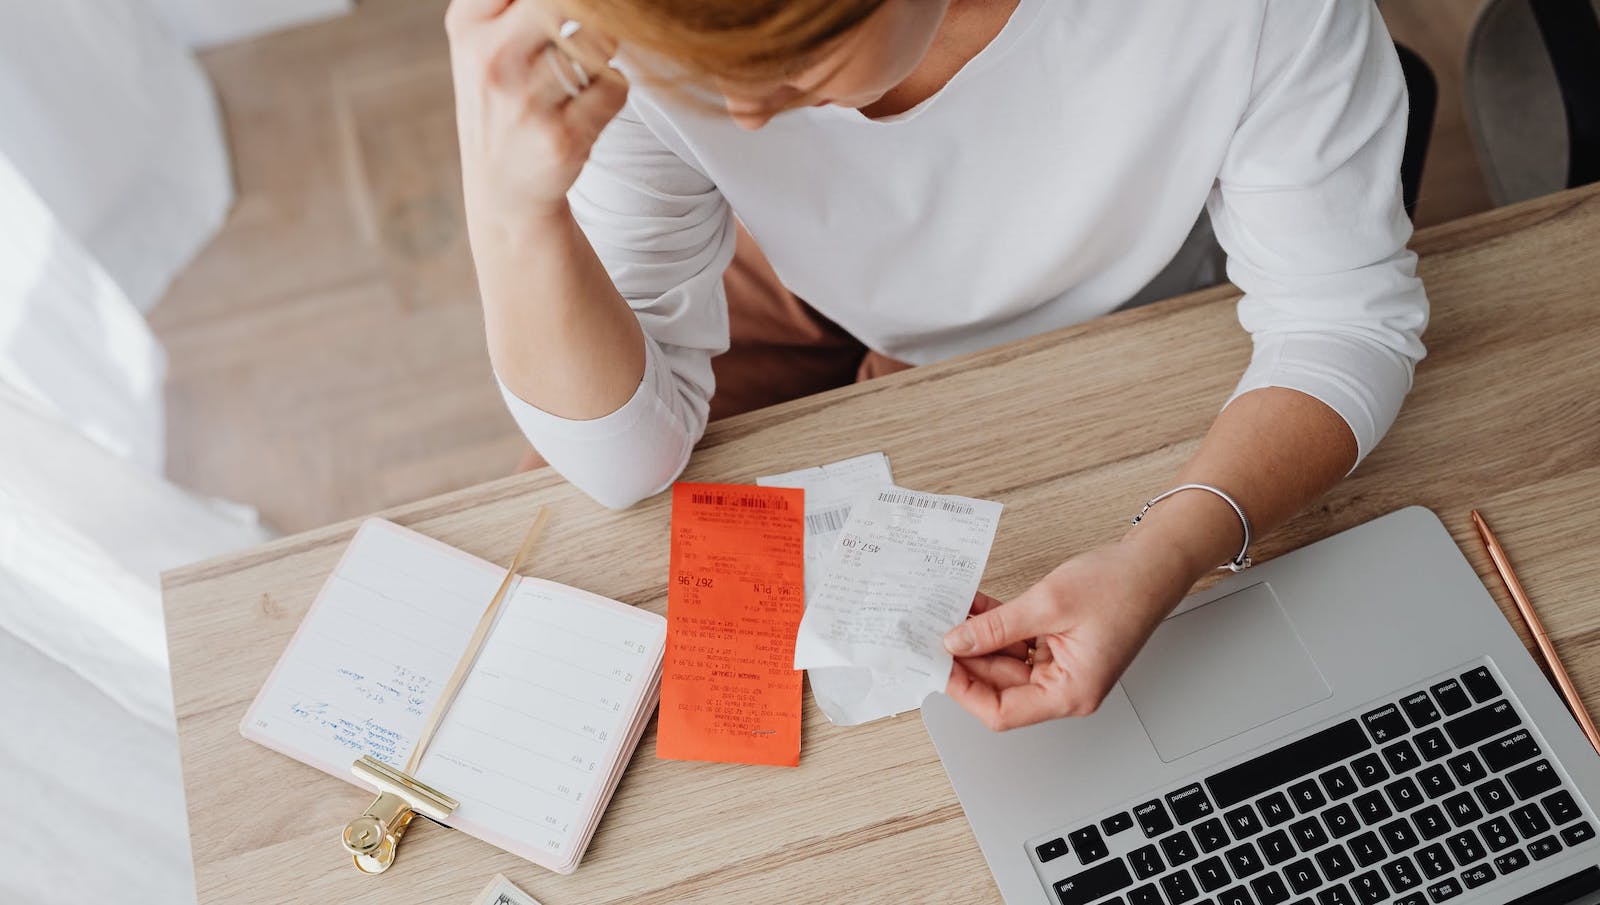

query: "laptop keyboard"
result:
(1035, 663), (1596, 905)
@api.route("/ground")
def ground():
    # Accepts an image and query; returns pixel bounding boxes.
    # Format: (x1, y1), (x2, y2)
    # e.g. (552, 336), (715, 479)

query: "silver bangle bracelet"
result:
(1130, 483), (1253, 573)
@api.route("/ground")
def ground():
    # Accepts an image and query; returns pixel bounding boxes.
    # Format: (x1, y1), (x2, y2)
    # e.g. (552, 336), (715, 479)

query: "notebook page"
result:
(241, 520), (503, 776)
(415, 577), (665, 869)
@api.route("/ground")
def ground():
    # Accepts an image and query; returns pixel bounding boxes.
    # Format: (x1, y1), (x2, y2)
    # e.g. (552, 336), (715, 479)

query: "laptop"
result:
(924, 507), (1600, 905)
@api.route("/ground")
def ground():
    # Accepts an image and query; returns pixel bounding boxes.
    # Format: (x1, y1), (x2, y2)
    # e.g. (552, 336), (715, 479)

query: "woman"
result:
(447, 0), (1428, 731)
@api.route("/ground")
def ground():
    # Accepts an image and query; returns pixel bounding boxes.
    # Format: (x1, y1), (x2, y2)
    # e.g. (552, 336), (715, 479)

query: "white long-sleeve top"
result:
(500, 0), (1429, 510)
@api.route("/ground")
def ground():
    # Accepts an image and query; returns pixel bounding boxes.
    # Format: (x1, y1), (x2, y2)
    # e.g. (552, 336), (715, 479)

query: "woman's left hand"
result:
(941, 533), (1205, 730)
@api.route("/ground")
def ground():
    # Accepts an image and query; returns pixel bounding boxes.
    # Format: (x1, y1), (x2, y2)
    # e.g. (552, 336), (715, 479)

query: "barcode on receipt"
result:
(806, 507), (851, 535)
(875, 491), (975, 515)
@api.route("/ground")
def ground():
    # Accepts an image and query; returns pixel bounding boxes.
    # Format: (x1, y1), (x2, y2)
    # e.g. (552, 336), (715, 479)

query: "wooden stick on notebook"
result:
(404, 506), (552, 775)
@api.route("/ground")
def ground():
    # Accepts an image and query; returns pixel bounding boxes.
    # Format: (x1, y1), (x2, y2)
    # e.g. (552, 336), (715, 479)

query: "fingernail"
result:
(945, 624), (975, 654)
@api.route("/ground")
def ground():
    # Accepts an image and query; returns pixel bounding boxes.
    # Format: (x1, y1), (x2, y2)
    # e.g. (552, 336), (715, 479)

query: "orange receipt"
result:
(658, 482), (806, 766)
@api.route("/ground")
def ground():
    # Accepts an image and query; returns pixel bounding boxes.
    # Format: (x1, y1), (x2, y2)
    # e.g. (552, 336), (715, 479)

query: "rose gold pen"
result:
(1471, 509), (1600, 756)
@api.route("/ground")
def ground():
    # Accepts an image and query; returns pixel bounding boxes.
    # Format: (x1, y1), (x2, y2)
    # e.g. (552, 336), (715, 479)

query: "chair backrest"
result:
(1465, 0), (1600, 204)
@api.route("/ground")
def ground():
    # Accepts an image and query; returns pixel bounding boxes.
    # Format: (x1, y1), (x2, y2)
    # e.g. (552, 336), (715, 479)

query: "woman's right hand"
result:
(446, 0), (628, 226)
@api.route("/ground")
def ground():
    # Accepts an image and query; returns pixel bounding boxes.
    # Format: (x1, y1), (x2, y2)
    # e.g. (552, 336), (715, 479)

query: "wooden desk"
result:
(165, 185), (1600, 904)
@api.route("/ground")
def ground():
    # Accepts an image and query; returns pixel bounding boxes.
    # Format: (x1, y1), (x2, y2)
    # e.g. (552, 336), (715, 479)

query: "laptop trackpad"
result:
(1121, 582), (1330, 763)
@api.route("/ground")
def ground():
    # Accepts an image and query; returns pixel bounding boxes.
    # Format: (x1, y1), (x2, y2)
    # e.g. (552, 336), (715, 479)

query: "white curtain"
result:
(0, 1), (276, 901)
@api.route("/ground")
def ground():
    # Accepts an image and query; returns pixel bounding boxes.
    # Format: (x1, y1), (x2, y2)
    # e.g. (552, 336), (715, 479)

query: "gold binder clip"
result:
(342, 756), (458, 874)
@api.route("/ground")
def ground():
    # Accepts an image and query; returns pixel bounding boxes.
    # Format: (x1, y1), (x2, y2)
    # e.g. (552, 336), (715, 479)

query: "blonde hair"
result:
(565, 0), (889, 90)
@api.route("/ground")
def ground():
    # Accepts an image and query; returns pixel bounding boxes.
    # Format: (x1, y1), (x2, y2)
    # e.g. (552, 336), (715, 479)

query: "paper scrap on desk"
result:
(658, 482), (806, 766)
(470, 874), (543, 905)
(757, 452), (894, 596)
(793, 487), (1003, 726)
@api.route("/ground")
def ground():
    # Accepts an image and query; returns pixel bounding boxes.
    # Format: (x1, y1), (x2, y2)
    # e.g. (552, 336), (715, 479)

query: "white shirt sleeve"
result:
(497, 101), (737, 509)
(1208, 0), (1429, 468)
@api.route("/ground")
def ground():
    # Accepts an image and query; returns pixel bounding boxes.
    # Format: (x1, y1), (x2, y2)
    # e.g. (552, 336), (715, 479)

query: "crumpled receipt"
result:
(792, 486), (1003, 726)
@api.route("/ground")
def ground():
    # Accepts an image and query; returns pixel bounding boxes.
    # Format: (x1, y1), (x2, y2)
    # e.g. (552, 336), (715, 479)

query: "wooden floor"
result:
(150, 0), (1494, 536)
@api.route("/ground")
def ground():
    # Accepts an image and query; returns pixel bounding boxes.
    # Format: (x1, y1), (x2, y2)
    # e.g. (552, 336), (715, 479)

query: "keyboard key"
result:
(1383, 741), (1420, 775)
(1164, 870), (1202, 904)
(1443, 701), (1519, 748)
(1354, 792), (1394, 830)
(1410, 807), (1450, 841)
(1317, 843), (1358, 878)
(1131, 845), (1166, 879)
(1072, 826), (1111, 863)
(1382, 856), (1422, 891)
(1207, 721), (1372, 809)
(1401, 692), (1441, 728)
(1561, 821), (1596, 846)
(1350, 754), (1389, 788)
(1507, 761), (1560, 800)
(1459, 863), (1494, 889)
(1414, 729), (1451, 763)
(1476, 777), (1515, 813)
(1543, 790), (1581, 825)
(1289, 781), (1327, 814)
(1195, 856), (1231, 892)
(1346, 833), (1384, 868)
(1388, 813), (1429, 851)
(1130, 884), (1163, 905)
(1054, 856), (1135, 905)
(1514, 802), (1552, 837)
(1227, 843), (1266, 879)
(1038, 837), (1070, 863)
(1364, 705), (1410, 744)
(1446, 830), (1484, 864)
(1385, 777), (1423, 812)
(1444, 752), (1485, 787)
(1479, 729), (1540, 772)
(1430, 680), (1471, 716)
(1251, 871), (1292, 905)
(1196, 818), (1231, 852)
(1163, 830), (1200, 867)
(1460, 667), (1501, 703)
(1425, 877), (1462, 902)
(1218, 886), (1254, 905)
(1323, 804), (1360, 839)
(1171, 785), (1218, 824)
(1290, 818), (1328, 852)
(1441, 791), (1481, 827)
(1317, 884), (1356, 905)
(1493, 849), (1529, 874)
(1104, 811), (1136, 836)
(1416, 766), (1454, 799)
(1349, 870), (1388, 905)
(1478, 816), (1516, 852)
(1137, 800), (1176, 838)
(1528, 834), (1562, 860)
(1396, 895), (1426, 905)
(1284, 859), (1321, 895)
(1260, 793), (1296, 827)
(1414, 844), (1452, 879)
(1260, 831), (1296, 866)
(1321, 767), (1359, 802)
(1227, 806), (1265, 840)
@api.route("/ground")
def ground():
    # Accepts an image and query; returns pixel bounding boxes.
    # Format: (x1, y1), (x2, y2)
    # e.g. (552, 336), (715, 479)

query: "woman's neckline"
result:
(825, 0), (1043, 127)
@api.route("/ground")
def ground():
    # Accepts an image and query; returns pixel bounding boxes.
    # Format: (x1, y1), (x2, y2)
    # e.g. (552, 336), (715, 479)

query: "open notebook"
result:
(240, 519), (665, 874)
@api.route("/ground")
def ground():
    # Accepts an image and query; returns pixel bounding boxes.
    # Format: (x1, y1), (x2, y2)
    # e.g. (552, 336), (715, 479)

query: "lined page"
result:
(416, 578), (665, 867)
(242, 520), (502, 775)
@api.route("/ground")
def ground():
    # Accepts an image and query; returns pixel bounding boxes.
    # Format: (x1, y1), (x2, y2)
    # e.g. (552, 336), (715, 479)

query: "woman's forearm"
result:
(1124, 386), (1359, 580)
(471, 201), (646, 421)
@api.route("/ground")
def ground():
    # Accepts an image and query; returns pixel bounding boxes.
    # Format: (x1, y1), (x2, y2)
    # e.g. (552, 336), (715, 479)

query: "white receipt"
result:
(470, 874), (543, 905)
(792, 487), (1003, 726)
(757, 452), (895, 596)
